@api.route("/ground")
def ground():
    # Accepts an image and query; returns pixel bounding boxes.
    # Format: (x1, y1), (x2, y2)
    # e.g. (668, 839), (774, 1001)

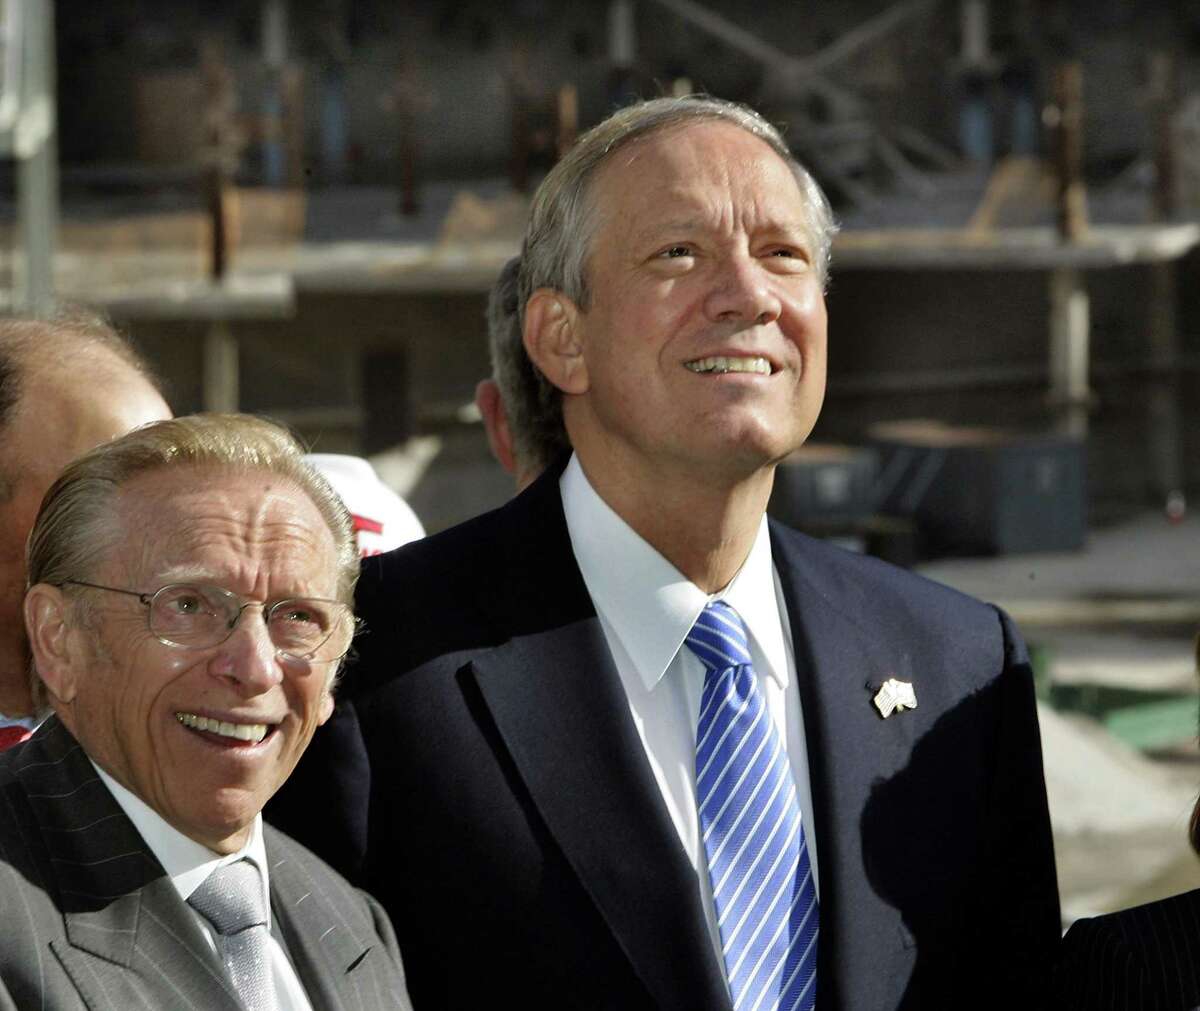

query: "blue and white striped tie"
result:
(688, 601), (818, 1011)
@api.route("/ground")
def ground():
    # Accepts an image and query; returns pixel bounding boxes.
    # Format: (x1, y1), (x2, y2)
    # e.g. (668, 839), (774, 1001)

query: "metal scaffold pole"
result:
(1, 0), (58, 318)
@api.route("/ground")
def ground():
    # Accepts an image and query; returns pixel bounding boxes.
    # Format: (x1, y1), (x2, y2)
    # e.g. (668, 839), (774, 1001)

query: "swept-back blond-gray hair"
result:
(28, 413), (357, 603)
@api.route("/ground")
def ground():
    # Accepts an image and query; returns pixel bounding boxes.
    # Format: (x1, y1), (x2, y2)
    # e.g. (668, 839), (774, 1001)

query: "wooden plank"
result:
(997, 597), (1200, 627)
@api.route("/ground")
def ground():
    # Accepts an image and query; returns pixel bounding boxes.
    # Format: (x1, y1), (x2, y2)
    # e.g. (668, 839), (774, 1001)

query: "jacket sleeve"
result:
(1054, 915), (1148, 1011)
(980, 607), (1063, 1005)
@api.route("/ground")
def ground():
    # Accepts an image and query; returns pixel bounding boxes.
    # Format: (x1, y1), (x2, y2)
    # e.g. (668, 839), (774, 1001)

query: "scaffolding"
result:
(0, 0), (56, 317)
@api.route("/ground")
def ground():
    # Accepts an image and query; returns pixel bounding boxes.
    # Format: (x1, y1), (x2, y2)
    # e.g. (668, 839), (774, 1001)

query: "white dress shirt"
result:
(93, 763), (313, 1011)
(560, 455), (818, 963)
(0, 712), (39, 732)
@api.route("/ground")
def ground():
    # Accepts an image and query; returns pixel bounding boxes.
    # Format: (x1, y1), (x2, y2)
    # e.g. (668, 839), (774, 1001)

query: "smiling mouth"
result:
(684, 355), (773, 375)
(176, 712), (275, 745)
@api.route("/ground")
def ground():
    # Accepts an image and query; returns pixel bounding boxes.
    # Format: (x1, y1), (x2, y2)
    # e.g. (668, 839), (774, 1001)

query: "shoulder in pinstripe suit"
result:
(0, 718), (413, 1011)
(1056, 890), (1200, 1011)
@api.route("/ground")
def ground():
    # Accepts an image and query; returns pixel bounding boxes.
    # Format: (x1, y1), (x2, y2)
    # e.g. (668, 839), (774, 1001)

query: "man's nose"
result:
(703, 255), (782, 326)
(210, 610), (282, 694)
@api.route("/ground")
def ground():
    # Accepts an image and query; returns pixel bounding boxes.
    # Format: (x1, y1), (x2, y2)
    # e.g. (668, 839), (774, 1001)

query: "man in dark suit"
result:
(2, 414), (411, 1011)
(271, 96), (1059, 1010)
(1052, 636), (1200, 1010)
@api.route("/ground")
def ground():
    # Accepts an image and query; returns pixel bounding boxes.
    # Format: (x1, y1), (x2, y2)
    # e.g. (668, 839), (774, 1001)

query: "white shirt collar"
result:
(0, 713), (38, 731)
(561, 453), (789, 692)
(91, 760), (271, 918)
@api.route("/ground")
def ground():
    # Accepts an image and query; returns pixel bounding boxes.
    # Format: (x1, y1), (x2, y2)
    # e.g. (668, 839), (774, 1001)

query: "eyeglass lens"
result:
(149, 583), (349, 661)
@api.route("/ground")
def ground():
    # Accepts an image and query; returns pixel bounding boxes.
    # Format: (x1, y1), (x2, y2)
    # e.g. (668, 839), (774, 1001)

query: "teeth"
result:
(685, 355), (771, 375)
(176, 712), (268, 744)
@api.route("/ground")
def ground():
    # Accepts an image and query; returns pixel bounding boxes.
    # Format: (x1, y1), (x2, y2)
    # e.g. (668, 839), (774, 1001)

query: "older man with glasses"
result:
(0, 413), (411, 1011)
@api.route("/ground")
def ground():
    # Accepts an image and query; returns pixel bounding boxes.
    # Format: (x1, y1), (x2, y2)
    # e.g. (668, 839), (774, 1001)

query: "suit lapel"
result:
(15, 719), (242, 1011)
(268, 832), (372, 1011)
(770, 525), (920, 1010)
(467, 467), (730, 1011)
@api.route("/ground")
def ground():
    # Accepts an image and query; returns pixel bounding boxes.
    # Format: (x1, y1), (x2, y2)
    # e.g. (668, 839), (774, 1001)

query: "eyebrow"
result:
(632, 217), (814, 247)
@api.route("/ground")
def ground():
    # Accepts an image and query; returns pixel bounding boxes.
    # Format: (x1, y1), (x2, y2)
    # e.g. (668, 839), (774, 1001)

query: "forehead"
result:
(11, 355), (167, 467)
(589, 120), (808, 235)
(107, 464), (336, 586)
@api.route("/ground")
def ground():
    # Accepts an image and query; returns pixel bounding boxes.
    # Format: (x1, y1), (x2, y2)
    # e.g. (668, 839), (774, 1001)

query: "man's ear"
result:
(24, 583), (80, 704)
(474, 378), (517, 477)
(318, 692), (335, 725)
(523, 288), (589, 396)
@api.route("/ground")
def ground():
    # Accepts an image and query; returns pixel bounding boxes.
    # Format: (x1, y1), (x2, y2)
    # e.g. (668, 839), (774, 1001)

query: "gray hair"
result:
(516, 95), (837, 444)
(0, 308), (163, 501)
(486, 256), (570, 475)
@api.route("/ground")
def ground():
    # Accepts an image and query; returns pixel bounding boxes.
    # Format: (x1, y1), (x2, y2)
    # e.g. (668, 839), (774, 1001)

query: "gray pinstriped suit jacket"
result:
(0, 718), (412, 1011)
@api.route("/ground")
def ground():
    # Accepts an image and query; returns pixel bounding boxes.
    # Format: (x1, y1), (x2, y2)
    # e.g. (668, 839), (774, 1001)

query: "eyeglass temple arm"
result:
(59, 579), (155, 608)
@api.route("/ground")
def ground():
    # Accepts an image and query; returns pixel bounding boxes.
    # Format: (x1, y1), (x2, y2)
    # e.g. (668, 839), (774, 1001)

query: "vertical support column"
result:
(396, 59), (418, 216)
(957, 0), (993, 164)
(1150, 52), (1177, 221)
(201, 37), (239, 281)
(1047, 267), (1090, 439)
(960, 0), (990, 68)
(607, 0), (637, 106)
(556, 83), (578, 158)
(508, 38), (531, 193)
(282, 63), (304, 188)
(261, 0), (287, 188)
(609, 0), (636, 65)
(202, 321), (240, 412)
(1047, 61), (1090, 438)
(15, 0), (57, 318)
(1052, 62), (1088, 242)
(1146, 52), (1183, 503)
(200, 33), (240, 414)
(1145, 261), (1181, 499)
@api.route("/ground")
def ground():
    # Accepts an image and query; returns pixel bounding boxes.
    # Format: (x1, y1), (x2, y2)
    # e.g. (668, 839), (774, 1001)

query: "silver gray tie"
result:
(188, 858), (279, 1011)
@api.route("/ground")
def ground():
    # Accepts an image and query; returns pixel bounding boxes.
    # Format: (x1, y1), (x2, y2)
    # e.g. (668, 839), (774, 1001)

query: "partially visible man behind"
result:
(0, 414), (412, 1010)
(474, 254), (568, 490)
(0, 311), (170, 747)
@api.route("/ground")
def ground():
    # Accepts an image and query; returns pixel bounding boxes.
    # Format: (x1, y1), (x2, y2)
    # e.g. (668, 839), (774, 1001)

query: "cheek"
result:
(109, 646), (195, 718)
(284, 667), (334, 725)
(783, 289), (826, 349)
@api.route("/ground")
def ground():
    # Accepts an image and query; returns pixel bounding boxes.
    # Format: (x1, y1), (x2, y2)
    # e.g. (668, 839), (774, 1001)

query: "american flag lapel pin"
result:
(871, 677), (917, 719)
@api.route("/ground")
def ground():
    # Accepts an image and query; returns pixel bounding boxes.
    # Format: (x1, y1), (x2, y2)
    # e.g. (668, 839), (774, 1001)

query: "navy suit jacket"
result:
(268, 461), (1060, 1010)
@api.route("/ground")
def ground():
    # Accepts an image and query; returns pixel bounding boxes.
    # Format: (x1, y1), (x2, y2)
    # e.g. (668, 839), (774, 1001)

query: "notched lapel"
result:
(470, 621), (731, 1011)
(51, 877), (242, 1011)
(451, 466), (730, 1011)
(14, 720), (240, 1010)
(270, 850), (375, 1011)
(770, 527), (936, 1010)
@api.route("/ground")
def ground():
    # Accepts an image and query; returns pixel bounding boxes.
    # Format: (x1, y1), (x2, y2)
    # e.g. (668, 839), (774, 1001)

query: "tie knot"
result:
(188, 859), (268, 936)
(685, 600), (752, 673)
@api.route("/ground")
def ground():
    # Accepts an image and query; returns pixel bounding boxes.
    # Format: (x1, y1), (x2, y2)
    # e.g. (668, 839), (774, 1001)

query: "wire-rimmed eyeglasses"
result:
(59, 580), (354, 663)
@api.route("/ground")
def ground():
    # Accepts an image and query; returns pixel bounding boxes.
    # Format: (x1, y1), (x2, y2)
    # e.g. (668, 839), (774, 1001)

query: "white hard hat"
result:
(305, 453), (425, 557)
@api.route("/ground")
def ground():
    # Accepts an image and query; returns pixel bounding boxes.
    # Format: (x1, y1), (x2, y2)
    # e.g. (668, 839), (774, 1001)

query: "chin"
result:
(725, 416), (811, 462)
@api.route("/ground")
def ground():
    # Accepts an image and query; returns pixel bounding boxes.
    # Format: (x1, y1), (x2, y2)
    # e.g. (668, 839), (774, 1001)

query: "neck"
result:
(574, 449), (774, 593)
(0, 626), (33, 719)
